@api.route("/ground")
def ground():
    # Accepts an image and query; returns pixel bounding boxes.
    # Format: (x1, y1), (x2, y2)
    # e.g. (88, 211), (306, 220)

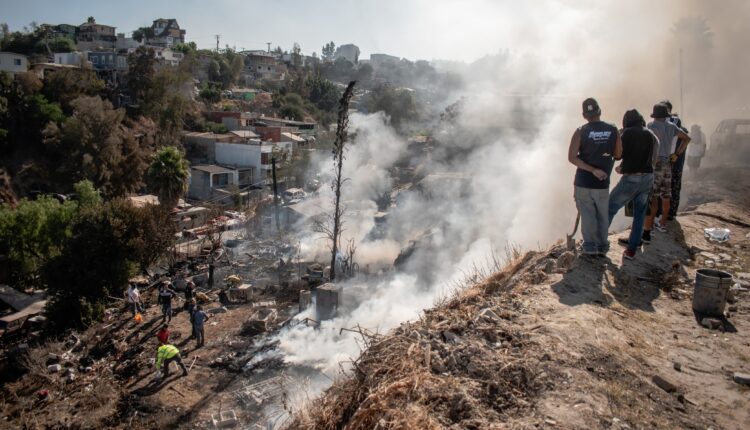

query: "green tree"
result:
(43, 96), (152, 197)
(145, 146), (189, 209)
(128, 46), (157, 111)
(199, 82), (222, 103)
(291, 42), (302, 68)
(356, 63), (374, 81)
(73, 179), (101, 208)
(307, 74), (340, 111)
(132, 26), (155, 43)
(322, 41), (336, 61)
(42, 68), (104, 112)
(366, 84), (421, 131)
(280, 104), (305, 121)
(44, 198), (175, 330)
(0, 196), (77, 287)
(173, 41), (197, 55)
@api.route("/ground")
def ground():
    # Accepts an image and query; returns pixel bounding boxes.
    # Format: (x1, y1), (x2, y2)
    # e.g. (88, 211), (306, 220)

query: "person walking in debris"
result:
(643, 103), (691, 240)
(154, 343), (188, 380)
(686, 124), (706, 171)
(568, 97), (622, 256)
(156, 323), (170, 344)
(183, 280), (195, 311)
(192, 305), (210, 348)
(126, 284), (143, 316)
(186, 298), (197, 338)
(661, 101), (689, 219)
(208, 255), (215, 288)
(607, 109), (658, 260)
(158, 281), (177, 323)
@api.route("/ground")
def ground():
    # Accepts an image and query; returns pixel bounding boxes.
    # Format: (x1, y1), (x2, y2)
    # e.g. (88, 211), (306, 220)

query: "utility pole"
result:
(266, 42), (271, 53)
(272, 157), (280, 232)
(215, 34), (221, 52)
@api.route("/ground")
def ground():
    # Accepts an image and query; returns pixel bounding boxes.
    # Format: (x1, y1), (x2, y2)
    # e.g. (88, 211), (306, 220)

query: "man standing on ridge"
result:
(607, 109), (658, 260)
(643, 103), (690, 241)
(661, 100), (689, 219)
(686, 124), (706, 171)
(568, 98), (622, 256)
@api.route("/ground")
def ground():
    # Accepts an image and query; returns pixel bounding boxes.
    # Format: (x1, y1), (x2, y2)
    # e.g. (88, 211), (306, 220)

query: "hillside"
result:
(291, 165), (750, 430)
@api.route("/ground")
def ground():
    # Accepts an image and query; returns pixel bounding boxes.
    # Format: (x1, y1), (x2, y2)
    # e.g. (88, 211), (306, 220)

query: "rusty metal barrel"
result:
(693, 269), (733, 316)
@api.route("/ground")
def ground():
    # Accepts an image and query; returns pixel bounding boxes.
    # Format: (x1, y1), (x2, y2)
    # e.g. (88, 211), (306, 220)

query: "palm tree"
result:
(145, 146), (189, 210)
(672, 16), (713, 54)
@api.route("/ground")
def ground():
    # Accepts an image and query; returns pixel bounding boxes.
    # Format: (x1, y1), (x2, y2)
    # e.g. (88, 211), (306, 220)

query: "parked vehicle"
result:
(282, 188), (306, 204)
(710, 119), (750, 162)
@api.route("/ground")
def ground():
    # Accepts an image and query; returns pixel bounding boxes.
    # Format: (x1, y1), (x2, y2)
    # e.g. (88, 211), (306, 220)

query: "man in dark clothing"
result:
(607, 109), (658, 260)
(644, 103), (690, 240)
(568, 98), (622, 256)
(158, 281), (177, 323)
(192, 305), (210, 347)
(183, 281), (195, 311)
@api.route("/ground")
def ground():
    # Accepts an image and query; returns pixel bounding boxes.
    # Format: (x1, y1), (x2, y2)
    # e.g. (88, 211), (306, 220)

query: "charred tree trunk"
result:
(329, 81), (356, 281)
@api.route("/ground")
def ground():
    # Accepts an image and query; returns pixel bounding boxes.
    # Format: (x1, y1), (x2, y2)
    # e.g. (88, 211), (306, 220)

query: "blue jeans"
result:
(608, 174), (654, 252)
(574, 186), (610, 254)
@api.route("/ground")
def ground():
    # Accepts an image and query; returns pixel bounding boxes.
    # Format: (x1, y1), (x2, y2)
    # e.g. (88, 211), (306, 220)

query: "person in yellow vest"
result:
(155, 344), (188, 380)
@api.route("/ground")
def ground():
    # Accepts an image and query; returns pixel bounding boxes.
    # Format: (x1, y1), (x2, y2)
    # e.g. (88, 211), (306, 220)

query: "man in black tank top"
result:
(606, 109), (657, 260)
(568, 98), (622, 256)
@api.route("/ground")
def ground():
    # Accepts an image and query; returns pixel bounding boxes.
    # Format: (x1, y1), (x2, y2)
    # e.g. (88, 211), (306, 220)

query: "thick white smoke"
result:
(267, 0), (750, 410)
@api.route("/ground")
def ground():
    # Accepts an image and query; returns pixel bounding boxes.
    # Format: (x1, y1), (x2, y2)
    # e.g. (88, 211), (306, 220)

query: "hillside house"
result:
(54, 51), (89, 67)
(334, 44), (360, 64)
(116, 33), (142, 51)
(242, 50), (286, 81)
(50, 24), (78, 41)
(153, 47), (184, 67)
(88, 51), (117, 70)
(369, 53), (400, 69)
(147, 19), (186, 48)
(188, 165), (238, 200)
(77, 18), (116, 50)
(0, 52), (28, 76)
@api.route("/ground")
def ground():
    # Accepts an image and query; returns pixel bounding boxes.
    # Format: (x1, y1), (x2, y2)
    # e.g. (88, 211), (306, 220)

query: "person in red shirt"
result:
(156, 324), (170, 344)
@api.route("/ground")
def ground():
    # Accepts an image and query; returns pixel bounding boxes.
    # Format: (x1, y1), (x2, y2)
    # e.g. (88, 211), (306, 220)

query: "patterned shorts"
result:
(653, 159), (672, 198)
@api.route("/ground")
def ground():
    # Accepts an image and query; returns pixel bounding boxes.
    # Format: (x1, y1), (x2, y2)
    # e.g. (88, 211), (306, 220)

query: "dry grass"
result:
(288, 251), (545, 430)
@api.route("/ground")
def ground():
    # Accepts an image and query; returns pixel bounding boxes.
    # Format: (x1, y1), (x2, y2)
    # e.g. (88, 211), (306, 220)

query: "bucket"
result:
(692, 269), (733, 316)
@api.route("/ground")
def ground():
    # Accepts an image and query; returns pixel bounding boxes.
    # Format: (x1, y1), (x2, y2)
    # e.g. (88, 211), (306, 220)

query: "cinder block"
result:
(315, 283), (338, 320)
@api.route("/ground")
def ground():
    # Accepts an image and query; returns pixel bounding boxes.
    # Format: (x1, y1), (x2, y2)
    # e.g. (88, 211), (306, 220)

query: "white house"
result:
(153, 47), (183, 67)
(0, 52), (28, 76)
(334, 44), (360, 64)
(54, 52), (89, 67)
(188, 165), (238, 200)
(215, 140), (292, 186)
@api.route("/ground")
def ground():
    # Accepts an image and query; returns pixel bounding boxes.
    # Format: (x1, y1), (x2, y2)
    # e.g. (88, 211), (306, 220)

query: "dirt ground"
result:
(292, 165), (750, 430)
(0, 280), (300, 429)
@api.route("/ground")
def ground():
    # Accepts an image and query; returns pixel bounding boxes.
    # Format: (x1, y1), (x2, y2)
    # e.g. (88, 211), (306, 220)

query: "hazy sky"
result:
(1, 0), (606, 62)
